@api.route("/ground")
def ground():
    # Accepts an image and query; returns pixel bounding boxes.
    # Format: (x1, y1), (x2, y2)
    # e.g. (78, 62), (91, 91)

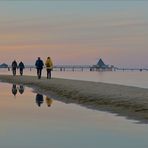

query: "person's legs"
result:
(46, 69), (48, 79)
(40, 69), (42, 78)
(49, 69), (51, 79)
(39, 69), (42, 79)
(20, 68), (23, 76)
(12, 69), (14, 76)
(12, 68), (16, 76)
(37, 68), (40, 79)
(47, 69), (49, 79)
(47, 69), (51, 79)
(14, 69), (16, 76)
(37, 68), (42, 79)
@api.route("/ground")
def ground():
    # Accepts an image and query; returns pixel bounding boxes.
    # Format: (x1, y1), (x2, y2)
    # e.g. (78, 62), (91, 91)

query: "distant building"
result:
(92, 58), (113, 71)
(0, 63), (8, 68)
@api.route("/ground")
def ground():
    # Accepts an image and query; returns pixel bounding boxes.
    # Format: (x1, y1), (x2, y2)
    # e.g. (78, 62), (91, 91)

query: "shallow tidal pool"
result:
(0, 82), (148, 148)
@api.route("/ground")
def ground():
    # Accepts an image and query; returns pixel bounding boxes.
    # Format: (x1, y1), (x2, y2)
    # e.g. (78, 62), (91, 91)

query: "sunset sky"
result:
(0, 1), (148, 67)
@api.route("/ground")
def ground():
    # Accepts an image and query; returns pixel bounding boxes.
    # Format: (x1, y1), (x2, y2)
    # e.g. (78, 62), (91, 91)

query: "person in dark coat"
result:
(35, 57), (44, 79)
(11, 60), (17, 76)
(18, 61), (25, 76)
(36, 94), (44, 107)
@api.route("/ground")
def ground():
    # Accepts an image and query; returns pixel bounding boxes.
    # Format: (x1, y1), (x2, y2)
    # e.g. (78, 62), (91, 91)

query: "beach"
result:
(0, 74), (148, 122)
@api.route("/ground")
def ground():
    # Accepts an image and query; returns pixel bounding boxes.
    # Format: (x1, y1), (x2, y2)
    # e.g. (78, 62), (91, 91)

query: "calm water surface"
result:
(0, 82), (148, 148)
(1, 68), (148, 88)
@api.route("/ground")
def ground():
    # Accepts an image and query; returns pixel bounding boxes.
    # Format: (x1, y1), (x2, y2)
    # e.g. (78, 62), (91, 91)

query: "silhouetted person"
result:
(36, 94), (44, 107)
(46, 96), (53, 107)
(12, 84), (17, 96)
(35, 57), (44, 79)
(11, 60), (17, 76)
(45, 57), (53, 79)
(18, 61), (25, 76)
(19, 85), (24, 94)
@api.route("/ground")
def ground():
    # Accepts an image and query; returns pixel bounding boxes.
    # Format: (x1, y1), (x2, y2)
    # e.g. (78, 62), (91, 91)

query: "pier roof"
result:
(97, 58), (106, 67)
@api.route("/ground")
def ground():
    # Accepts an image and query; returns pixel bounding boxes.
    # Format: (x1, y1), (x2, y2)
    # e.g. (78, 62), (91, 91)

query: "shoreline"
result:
(0, 75), (148, 123)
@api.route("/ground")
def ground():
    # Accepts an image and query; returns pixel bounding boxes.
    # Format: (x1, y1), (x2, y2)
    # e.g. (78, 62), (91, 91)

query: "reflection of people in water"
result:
(12, 84), (17, 96)
(36, 94), (44, 107)
(46, 96), (53, 107)
(19, 85), (24, 94)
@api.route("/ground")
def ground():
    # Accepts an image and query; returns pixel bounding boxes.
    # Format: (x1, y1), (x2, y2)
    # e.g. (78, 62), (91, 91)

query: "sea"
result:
(1, 67), (148, 88)
(0, 68), (148, 148)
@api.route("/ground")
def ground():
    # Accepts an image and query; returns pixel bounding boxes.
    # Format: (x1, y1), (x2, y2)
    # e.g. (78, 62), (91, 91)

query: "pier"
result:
(1, 65), (148, 72)
(3, 65), (146, 72)
(23, 65), (113, 72)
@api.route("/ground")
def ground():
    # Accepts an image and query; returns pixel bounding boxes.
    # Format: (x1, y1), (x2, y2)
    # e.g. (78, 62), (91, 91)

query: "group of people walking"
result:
(35, 57), (53, 79)
(11, 57), (53, 79)
(11, 60), (25, 76)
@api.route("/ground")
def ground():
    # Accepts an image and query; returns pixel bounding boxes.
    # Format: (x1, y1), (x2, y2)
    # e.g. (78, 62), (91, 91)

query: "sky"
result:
(0, 1), (148, 68)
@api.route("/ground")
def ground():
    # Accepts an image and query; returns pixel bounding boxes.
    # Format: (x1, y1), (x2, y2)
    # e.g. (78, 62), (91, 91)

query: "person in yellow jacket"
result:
(45, 57), (53, 79)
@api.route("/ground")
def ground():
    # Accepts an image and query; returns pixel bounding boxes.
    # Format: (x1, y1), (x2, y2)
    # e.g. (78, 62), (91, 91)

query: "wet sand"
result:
(0, 75), (148, 123)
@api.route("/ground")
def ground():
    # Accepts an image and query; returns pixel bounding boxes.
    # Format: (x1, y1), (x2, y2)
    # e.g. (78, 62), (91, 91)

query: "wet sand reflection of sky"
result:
(0, 82), (148, 148)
